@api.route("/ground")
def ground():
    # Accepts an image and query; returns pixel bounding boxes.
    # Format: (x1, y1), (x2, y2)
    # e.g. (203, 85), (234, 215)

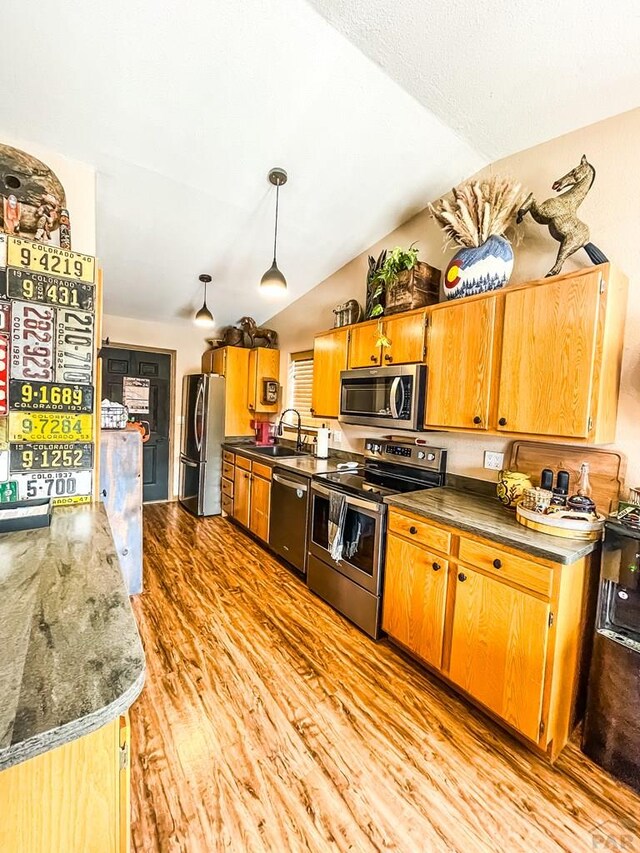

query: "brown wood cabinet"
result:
(249, 472), (271, 542)
(311, 328), (350, 418)
(382, 507), (600, 760)
(347, 313), (427, 369)
(383, 534), (448, 669)
(202, 346), (253, 437)
(248, 348), (280, 414)
(233, 466), (251, 527)
(425, 296), (499, 430)
(229, 452), (271, 543)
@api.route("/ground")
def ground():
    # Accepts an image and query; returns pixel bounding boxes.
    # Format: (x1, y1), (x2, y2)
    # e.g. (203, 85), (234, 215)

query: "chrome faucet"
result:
(277, 408), (304, 451)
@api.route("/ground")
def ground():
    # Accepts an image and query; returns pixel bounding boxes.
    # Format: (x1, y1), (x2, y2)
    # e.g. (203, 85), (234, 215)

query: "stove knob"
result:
(427, 453), (436, 461)
(417, 451), (426, 460)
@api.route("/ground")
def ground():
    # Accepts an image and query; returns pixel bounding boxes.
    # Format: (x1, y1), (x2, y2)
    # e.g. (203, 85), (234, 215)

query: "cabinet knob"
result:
(409, 525), (418, 535)
(473, 416), (481, 425)
(370, 355), (377, 362)
(101, 489), (107, 497)
(384, 354), (393, 362)
(122, 548), (129, 556)
(493, 558), (502, 569)
(432, 562), (441, 571)
(458, 572), (467, 582)
(498, 417), (507, 426)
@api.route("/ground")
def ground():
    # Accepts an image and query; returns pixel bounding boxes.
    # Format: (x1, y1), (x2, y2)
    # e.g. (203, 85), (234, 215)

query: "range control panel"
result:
(364, 438), (446, 472)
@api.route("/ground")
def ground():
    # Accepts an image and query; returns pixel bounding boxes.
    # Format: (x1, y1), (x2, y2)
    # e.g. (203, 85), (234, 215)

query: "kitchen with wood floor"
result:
(1, 4), (640, 852)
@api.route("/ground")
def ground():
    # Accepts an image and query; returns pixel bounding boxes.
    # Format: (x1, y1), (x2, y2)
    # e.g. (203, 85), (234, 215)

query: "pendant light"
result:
(260, 167), (288, 297)
(194, 274), (215, 327)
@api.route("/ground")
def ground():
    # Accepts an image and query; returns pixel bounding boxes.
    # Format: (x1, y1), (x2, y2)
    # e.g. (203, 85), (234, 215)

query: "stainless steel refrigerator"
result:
(179, 374), (226, 516)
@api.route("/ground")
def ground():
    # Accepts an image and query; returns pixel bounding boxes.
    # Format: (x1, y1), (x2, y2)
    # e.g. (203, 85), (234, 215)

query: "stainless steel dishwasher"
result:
(269, 467), (310, 574)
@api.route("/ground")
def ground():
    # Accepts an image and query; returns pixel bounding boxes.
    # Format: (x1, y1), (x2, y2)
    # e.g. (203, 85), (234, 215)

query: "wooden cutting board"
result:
(508, 441), (626, 515)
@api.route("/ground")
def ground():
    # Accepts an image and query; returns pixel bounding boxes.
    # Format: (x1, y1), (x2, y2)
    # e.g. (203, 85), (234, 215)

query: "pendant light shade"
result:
(194, 274), (215, 327)
(260, 167), (288, 297)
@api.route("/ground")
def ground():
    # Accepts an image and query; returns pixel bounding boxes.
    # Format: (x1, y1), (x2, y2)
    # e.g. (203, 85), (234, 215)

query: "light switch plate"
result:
(484, 451), (504, 470)
(332, 430), (342, 444)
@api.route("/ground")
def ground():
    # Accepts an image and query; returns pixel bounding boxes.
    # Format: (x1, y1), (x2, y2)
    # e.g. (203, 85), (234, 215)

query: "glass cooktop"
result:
(315, 464), (442, 502)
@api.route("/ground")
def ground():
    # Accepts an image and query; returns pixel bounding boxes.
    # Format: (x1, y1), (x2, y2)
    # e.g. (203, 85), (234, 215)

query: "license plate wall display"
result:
(1, 235), (98, 505)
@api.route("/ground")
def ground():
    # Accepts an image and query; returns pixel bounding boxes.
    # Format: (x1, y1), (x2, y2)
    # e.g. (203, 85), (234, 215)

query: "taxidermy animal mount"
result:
(516, 155), (608, 277)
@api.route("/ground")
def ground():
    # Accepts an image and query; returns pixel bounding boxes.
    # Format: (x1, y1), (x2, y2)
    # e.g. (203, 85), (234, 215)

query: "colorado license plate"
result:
(10, 442), (93, 472)
(10, 379), (93, 413)
(0, 417), (7, 449)
(0, 448), (7, 479)
(9, 412), (93, 442)
(0, 481), (17, 503)
(7, 237), (95, 283)
(0, 301), (9, 334)
(11, 301), (55, 382)
(0, 334), (7, 416)
(55, 308), (93, 385)
(4, 268), (95, 311)
(13, 470), (93, 505)
(0, 234), (6, 268)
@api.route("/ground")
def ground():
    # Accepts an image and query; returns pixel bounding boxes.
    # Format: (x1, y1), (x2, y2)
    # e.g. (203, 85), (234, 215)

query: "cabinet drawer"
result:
(236, 455), (251, 471)
(222, 477), (234, 498)
(458, 537), (552, 597)
(388, 509), (451, 555)
(222, 461), (235, 481)
(221, 494), (233, 515)
(223, 450), (235, 464)
(252, 460), (272, 481)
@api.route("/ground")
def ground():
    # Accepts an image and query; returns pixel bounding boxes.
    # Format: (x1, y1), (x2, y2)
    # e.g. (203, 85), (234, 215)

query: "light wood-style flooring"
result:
(131, 503), (640, 852)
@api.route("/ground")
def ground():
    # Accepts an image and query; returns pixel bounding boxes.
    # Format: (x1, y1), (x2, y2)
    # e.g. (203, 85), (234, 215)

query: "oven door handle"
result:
(312, 483), (382, 513)
(389, 376), (401, 419)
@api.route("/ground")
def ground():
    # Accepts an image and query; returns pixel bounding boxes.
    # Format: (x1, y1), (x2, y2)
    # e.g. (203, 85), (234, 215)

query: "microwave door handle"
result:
(390, 376), (401, 419)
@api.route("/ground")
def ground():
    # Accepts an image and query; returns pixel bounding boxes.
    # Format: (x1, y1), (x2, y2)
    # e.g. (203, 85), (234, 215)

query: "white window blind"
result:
(288, 351), (314, 417)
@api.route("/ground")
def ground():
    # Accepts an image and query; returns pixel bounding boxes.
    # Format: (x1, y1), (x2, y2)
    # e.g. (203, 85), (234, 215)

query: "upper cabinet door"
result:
(425, 298), (497, 430)
(496, 272), (601, 437)
(348, 321), (381, 368)
(383, 312), (426, 365)
(312, 328), (349, 418)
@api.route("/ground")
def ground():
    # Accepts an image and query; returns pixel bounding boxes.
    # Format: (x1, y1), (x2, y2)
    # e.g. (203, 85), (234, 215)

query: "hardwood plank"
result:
(130, 504), (640, 852)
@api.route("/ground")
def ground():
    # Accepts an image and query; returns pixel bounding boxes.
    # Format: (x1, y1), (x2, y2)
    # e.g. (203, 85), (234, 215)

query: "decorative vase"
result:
(444, 235), (514, 301)
(497, 470), (532, 509)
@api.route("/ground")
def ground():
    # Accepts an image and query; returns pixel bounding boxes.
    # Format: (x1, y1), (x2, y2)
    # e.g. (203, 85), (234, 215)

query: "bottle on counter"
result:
(567, 463), (597, 515)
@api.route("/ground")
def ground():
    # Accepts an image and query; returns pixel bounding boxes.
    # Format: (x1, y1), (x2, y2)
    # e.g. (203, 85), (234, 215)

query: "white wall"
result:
(102, 314), (209, 497)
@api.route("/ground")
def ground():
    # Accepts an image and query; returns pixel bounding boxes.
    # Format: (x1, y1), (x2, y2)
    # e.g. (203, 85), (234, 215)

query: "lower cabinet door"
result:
(448, 567), (550, 742)
(233, 468), (251, 527)
(249, 474), (270, 542)
(382, 533), (448, 669)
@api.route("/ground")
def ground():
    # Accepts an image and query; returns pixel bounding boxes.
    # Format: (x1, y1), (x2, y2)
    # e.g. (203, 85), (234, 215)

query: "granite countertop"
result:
(385, 487), (599, 565)
(0, 503), (145, 771)
(222, 441), (362, 478)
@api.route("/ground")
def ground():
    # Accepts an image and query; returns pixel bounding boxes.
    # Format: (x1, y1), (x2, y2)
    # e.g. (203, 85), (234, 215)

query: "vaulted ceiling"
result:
(1, 0), (637, 329)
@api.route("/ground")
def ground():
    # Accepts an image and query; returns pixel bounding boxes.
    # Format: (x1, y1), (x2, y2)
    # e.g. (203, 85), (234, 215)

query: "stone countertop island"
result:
(0, 502), (145, 771)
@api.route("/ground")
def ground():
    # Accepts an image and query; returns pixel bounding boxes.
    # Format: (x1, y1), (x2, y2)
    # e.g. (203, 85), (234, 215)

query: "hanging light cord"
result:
(203, 281), (208, 307)
(272, 183), (280, 264)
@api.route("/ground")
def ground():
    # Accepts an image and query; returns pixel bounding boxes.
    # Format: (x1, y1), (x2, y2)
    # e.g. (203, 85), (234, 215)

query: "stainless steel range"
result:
(307, 438), (446, 638)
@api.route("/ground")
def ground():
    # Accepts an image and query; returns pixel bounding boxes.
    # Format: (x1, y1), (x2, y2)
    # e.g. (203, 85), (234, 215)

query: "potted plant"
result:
(429, 175), (527, 300)
(373, 244), (440, 315)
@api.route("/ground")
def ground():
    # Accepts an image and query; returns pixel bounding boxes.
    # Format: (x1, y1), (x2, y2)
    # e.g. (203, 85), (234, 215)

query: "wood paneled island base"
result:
(131, 504), (640, 852)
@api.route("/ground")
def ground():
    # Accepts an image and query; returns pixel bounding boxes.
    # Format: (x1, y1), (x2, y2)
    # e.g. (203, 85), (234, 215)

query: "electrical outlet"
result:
(484, 451), (504, 471)
(332, 430), (342, 445)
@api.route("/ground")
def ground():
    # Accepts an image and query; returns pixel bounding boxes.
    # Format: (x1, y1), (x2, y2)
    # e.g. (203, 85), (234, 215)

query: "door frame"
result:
(100, 341), (176, 503)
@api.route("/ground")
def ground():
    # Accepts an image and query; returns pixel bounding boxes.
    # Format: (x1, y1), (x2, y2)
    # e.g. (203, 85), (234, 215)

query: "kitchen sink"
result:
(250, 445), (308, 458)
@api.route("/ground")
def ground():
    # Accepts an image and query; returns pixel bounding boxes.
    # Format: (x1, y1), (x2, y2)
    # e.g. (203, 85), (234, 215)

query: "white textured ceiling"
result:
(0, 0), (482, 329)
(306, 0), (640, 160)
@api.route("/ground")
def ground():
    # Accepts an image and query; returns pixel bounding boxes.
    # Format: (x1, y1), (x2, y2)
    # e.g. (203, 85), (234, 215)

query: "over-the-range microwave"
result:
(339, 364), (427, 431)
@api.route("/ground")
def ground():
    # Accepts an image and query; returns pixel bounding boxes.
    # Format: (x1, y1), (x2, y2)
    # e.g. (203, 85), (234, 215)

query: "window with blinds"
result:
(288, 350), (314, 418)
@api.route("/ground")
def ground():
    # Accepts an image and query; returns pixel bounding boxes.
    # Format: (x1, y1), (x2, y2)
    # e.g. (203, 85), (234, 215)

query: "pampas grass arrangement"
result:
(429, 175), (527, 249)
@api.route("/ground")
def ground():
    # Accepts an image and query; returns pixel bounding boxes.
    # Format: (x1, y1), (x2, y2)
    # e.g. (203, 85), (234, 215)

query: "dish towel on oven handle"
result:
(328, 491), (347, 562)
(343, 514), (362, 560)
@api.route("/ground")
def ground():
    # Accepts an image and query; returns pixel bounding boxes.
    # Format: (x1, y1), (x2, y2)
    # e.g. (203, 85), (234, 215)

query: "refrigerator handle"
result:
(194, 379), (204, 453)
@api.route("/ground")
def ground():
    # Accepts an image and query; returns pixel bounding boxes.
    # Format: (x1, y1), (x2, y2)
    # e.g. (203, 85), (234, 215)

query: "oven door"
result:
(339, 366), (425, 430)
(309, 483), (385, 595)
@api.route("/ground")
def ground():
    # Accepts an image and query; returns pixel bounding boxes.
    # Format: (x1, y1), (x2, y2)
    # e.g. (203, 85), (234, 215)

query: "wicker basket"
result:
(101, 402), (128, 430)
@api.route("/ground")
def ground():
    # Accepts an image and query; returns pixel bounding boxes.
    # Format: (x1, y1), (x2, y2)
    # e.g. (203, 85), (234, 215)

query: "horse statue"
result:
(516, 155), (608, 277)
(238, 316), (278, 348)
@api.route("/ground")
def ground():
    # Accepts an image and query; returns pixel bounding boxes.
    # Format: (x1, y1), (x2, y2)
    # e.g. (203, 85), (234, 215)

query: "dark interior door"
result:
(101, 346), (171, 502)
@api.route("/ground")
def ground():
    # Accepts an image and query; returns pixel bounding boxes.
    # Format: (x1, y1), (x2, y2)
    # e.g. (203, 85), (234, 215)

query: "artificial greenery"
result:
(374, 243), (420, 285)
